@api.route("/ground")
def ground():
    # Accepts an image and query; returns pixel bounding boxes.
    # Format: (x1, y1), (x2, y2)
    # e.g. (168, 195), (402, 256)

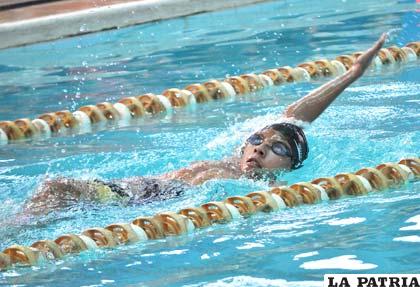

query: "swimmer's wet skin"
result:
(24, 177), (190, 215)
(23, 34), (387, 215)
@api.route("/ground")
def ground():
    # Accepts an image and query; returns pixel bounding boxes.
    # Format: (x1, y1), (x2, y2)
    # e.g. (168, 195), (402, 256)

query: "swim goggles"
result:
(246, 133), (291, 157)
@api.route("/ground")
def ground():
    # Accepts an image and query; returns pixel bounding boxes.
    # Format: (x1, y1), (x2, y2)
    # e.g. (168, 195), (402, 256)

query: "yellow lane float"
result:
(270, 186), (304, 207)
(225, 196), (257, 217)
(0, 157), (418, 270)
(179, 207), (211, 228)
(398, 158), (420, 177)
(225, 76), (250, 94)
(184, 84), (212, 103)
(105, 223), (148, 244)
(334, 173), (371, 195)
(118, 97), (146, 117)
(335, 55), (355, 70)
(31, 240), (64, 260)
(261, 69), (285, 85)
(0, 42), (417, 145)
(406, 42), (419, 56)
(246, 190), (286, 212)
(163, 88), (197, 107)
(131, 217), (165, 239)
(311, 177), (344, 199)
(203, 80), (230, 99)
(355, 167), (389, 191)
(298, 62), (321, 79)
(14, 118), (40, 138)
(3, 245), (47, 266)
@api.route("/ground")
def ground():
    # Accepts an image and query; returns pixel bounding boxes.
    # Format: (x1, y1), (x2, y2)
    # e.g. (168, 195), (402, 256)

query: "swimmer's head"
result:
(239, 123), (308, 172)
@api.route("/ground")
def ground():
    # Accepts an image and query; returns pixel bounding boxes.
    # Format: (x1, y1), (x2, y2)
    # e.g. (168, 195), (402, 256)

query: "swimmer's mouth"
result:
(246, 158), (262, 169)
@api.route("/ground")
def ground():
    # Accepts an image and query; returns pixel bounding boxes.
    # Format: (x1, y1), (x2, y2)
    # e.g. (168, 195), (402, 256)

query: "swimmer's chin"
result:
(241, 165), (256, 172)
(240, 161), (262, 172)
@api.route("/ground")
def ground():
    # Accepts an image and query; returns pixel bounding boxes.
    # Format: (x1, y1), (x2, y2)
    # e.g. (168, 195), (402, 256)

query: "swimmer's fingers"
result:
(353, 33), (387, 73)
(366, 33), (387, 54)
(369, 33), (387, 54)
(378, 32), (387, 46)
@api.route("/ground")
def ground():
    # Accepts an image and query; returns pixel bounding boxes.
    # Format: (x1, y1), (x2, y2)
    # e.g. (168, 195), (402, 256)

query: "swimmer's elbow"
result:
(283, 104), (317, 124)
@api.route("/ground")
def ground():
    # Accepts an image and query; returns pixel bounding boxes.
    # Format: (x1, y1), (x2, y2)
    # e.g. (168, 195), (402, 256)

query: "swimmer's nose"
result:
(253, 146), (266, 157)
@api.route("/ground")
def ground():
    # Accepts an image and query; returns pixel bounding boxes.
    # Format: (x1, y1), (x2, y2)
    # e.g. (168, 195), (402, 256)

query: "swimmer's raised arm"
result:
(283, 33), (387, 123)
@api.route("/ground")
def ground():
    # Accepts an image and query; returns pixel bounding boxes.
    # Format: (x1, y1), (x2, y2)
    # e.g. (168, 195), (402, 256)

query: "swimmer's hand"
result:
(352, 33), (387, 76)
(282, 33), (387, 124)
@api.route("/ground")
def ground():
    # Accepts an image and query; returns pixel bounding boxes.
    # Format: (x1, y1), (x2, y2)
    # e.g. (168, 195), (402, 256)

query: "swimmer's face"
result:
(240, 128), (292, 172)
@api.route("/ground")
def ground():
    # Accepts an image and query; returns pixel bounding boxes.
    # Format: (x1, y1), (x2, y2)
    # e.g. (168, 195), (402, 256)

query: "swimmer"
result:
(23, 34), (387, 215)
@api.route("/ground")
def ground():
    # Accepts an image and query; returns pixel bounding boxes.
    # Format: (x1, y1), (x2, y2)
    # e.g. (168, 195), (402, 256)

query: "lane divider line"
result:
(0, 157), (418, 270)
(0, 42), (418, 145)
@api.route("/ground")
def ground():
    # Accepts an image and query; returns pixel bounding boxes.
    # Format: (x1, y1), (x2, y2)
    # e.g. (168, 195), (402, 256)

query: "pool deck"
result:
(0, 0), (268, 50)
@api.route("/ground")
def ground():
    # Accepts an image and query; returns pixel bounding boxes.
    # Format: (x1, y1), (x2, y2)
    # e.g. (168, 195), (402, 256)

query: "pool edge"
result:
(0, 0), (270, 50)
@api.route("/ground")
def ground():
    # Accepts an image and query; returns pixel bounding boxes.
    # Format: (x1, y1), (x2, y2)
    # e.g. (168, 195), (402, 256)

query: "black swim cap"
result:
(264, 123), (309, 169)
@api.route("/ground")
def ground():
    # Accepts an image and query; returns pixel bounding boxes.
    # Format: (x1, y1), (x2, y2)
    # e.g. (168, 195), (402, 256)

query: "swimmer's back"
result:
(24, 176), (191, 215)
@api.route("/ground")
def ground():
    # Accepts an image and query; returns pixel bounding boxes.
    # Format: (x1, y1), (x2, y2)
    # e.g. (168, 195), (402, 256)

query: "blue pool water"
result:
(0, 0), (419, 286)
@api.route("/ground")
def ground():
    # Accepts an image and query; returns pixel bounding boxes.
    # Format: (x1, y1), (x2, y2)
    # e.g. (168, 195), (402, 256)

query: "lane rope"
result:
(0, 157), (418, 270)
(0, 42), (418, 145)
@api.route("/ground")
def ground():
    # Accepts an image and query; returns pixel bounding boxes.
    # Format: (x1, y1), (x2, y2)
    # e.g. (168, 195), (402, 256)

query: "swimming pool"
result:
(0, 0), (419, 285)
